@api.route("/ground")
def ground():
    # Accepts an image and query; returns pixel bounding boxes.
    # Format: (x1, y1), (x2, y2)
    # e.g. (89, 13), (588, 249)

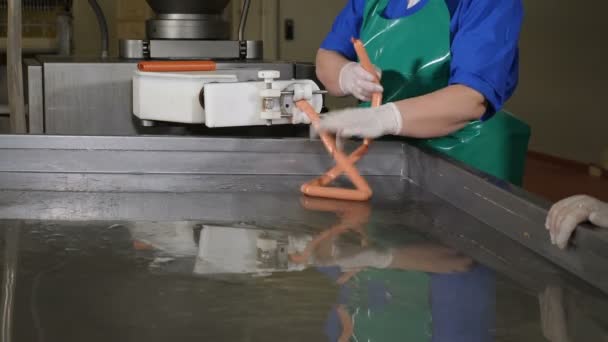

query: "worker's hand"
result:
(339, 62), (383, 102)
(546, 195), (608, 249)
(319, 103), (403, 139)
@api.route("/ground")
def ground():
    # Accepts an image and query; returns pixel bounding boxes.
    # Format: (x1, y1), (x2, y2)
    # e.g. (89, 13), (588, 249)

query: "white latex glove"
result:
(319, 103), (403, 139)
(546, 195), (608, 249)
(339, 62), (383, 102)
(291, 107), (311, 125)
(291, 87), (311, 125)
(333, 249), (394, 270)
(318, 244), (393, 270)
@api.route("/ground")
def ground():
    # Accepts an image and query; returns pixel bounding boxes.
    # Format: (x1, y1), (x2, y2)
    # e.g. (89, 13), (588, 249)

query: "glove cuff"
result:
(384, 103), (404, 136)
(338, 62), (357, 96)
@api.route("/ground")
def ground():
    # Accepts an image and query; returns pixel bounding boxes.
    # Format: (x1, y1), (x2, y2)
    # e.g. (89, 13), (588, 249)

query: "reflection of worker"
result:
(297, 197), (488, 341)
(320, 250), (493, 342)
(540, 285), (608, 342)
(316, 0), (530, 186)
(308, 233), (478, 342)
(128, 221), (492, 340)
(546, 195), (608, 249)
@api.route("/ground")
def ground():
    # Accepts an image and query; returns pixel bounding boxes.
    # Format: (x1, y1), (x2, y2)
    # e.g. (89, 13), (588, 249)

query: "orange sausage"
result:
(290, 197), (370, 265)
(293, 196), (370, 342)
(137, 60), (217, 72)
(297, 38), (381, 201)
(313, 39), (380, 186)
(308, 141), (370, 187)
(296, 100), (373, 201)
(337, 305), (355, 342)
(352, 38), (382, 107)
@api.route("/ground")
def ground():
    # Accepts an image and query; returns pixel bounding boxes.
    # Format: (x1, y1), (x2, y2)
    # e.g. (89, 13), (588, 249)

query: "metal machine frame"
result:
(24, 57), (318, 135)
(119, 0), (262, 60)
(0, 135), (607, 294)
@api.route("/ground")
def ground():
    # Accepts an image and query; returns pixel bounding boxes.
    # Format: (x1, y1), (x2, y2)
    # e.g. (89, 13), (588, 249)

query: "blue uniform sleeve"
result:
(431, 265), (496, 342)
(320, 0), (367, 61)
(448, 0), (523, 118)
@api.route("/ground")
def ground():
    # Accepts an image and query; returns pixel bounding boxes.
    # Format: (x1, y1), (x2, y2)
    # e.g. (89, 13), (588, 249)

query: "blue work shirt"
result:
(319, 265), (496, 342)
(320, 0), (524, 114)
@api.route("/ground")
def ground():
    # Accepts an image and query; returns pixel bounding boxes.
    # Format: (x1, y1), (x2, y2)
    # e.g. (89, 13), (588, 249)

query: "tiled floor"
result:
(523, 155), (608, 203)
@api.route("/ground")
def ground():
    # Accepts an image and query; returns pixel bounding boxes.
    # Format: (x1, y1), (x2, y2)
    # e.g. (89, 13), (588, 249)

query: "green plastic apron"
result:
(360, 0), (531, 186)
(338, 0), (530, 340)
(343, 269), (432, 341)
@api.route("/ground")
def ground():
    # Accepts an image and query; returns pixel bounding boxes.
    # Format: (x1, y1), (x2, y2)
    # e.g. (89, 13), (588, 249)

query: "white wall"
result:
(507, 0), (608, 164)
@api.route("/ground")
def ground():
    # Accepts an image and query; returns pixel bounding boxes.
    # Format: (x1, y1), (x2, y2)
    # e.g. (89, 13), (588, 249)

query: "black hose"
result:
(87, 0), (109, 58)
(238, 0), (252, 41)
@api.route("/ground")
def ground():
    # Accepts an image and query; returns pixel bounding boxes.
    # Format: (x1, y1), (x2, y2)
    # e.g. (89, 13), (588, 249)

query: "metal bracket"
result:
(239, 41), (248, 59)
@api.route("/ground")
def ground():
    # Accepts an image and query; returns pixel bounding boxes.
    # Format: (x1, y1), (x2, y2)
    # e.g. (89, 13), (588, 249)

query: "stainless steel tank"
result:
(145, 0), (232, 40)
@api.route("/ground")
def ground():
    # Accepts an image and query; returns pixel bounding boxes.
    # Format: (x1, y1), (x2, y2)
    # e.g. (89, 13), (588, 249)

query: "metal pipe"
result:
(281, 90), (328, 95)
(237, 0), (251, 41)
(7, 0), (27, 133)
(87, 0), (109, 58)
(56, 12), (73, 56)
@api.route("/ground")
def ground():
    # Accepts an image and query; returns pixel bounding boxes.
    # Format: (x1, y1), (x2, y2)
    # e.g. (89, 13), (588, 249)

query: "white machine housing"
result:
(133, 69), (324, 128)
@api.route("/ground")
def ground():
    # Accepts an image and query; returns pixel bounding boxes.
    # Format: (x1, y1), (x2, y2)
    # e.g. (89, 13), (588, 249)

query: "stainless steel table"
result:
(0, 135), (607, 341)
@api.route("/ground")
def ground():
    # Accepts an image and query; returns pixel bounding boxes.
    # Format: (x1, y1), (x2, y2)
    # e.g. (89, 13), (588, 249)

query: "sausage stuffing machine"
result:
(24, 0), (320, 136)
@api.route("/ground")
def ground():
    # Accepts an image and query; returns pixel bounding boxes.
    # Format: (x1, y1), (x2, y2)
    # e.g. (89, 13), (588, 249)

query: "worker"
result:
(546, 195), (608, 249)
(310, 3), (525, 339)
(315, 0), (530, 186)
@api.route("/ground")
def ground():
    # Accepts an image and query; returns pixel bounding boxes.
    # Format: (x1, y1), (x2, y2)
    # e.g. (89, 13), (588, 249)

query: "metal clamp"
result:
(279, 84), (327, 119)
(259, 70), (282, 125)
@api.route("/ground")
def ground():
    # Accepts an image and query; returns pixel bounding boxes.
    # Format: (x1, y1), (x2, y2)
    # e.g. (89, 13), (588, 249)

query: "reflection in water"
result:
(0, 224), (19, 342)
(294, 198), (490, 342)
(129, 197), (487, 341)
(0, 209), (608, 341)
(540, 285), (608, 342)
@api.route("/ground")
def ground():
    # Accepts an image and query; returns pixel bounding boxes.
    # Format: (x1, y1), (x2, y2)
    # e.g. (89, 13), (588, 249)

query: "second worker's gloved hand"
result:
(339, 62), (384, 102)
(546, 195), (608, 249)
(319, 103), (403, 139)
